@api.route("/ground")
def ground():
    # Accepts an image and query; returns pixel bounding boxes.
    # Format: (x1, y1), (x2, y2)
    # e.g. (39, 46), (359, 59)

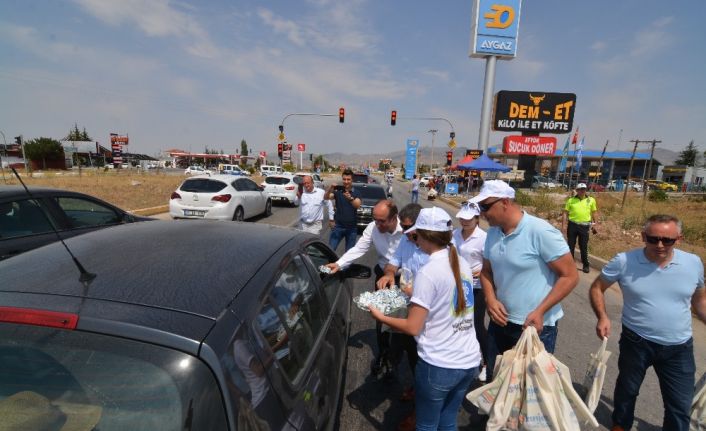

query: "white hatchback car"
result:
(184, 166), (213, 175)
(293, 172), (324, 189)
(261, 174), (300, 206)
(169, 175), (271, 221)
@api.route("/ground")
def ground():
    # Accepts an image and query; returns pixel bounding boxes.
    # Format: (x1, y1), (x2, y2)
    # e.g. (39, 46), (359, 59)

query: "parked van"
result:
(260, 165), (283, 177)
(218, 163), (248, 176)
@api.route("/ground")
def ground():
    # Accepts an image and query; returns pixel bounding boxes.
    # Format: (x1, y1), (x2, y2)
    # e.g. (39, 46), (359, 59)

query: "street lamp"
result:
(428, 129), (438, 172)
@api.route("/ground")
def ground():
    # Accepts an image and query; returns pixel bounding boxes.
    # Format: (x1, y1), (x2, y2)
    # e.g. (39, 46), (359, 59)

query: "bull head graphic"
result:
(528, 94), (545, 106)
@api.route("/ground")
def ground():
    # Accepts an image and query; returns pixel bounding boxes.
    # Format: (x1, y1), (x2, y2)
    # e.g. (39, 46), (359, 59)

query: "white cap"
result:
(469, 180), (516, 204)
(576, 183), (587, 189)
(404, 207), (453, 233)
(456, 202), (480, 219)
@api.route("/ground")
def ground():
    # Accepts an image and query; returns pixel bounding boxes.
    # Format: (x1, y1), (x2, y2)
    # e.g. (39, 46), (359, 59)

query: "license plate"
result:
(184, 209), (206, 217)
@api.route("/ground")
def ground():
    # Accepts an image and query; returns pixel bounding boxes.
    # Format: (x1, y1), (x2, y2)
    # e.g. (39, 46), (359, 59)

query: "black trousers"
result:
(567, 221), (590, 267)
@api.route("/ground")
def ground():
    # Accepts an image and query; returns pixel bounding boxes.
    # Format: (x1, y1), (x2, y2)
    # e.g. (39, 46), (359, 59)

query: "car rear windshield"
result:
(352, 174), (368, 183)
(180, 179), (227, 193)
(265, 177), (291, 185)
(353, 186), (386, 200)
(0, 323), (227, 430)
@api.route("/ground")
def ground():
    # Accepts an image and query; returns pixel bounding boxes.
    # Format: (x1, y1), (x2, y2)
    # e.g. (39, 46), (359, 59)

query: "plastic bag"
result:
(691, 371), (706, 431)
(582, 337), (611, 414)
(467, 327), (599, 430)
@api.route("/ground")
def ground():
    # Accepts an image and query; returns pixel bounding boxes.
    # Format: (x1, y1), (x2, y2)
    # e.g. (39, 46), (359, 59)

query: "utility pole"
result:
(428, 129), (437, 172)
(641, 139), (661, 210)
(621, 139), (661, 209)
(621, 140), (640, 209)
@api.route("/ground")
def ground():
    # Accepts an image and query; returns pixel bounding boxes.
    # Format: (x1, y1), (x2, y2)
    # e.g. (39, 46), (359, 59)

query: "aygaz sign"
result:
(493, 91), (576, 134)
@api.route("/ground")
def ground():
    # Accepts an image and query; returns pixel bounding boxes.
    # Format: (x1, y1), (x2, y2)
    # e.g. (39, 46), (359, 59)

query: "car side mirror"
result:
(341, 263), (372, 279)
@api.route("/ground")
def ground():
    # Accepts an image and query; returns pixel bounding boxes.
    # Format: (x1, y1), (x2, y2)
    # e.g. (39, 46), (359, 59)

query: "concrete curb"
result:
(131, 205), (169, 216)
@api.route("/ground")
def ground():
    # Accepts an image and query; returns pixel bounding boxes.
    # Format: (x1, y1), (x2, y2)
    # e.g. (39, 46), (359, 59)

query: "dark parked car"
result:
(352, 183), (388, 232)
(0, 186), (152, 260)
(352, 172), (373, 184)
(0, 221), (370, 430)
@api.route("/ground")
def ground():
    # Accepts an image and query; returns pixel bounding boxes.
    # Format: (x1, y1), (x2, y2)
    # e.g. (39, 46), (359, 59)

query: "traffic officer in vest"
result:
(562, 183), (599, 273)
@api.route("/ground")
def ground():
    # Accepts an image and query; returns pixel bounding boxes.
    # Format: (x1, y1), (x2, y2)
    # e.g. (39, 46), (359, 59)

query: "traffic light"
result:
(446, 151), (453, 166)
(277, 143), (283, 158)
(390, 110), (397, 126)
(309, 153), (313, 161)
(339, 107), (345, 123)
(14, 136), (21, 145)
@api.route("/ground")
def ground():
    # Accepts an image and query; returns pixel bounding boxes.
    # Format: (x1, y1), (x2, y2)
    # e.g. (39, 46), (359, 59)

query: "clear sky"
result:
(1, 0), (704, 158)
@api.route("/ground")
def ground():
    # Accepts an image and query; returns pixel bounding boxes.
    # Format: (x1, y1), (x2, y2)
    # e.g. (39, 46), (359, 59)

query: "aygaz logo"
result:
(470, 0), (522, 58)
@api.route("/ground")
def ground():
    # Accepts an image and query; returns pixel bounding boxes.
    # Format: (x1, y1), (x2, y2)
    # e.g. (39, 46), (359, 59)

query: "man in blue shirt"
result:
(589, 214), (706, 431)
(471, 180), (578, 381)
(327, 168), (362, 251)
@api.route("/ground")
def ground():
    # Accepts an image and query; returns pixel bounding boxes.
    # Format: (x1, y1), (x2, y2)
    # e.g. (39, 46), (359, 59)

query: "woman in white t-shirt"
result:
(452, 201), (489, 381)
(369, 207), (481, 430)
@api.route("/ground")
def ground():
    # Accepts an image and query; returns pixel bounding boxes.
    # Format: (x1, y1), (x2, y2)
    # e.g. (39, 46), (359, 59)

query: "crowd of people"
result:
(295, 171), (705, 431)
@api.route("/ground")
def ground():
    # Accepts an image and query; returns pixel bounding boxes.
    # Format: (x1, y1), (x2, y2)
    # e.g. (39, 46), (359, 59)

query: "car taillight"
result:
(170, 192), (181, 200)
(0, 306), (78, 329)
(212, 194), (232, 202)
(285, 185), (295, 190)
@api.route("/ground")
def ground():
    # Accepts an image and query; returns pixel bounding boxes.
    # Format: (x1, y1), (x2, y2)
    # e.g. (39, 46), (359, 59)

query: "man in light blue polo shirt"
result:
(589, 214), (706, 431)
(471, 180), (579, 381)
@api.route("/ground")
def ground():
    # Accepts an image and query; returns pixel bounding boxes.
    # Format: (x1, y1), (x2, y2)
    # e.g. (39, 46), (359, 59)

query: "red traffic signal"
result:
(391, 110), (397, 126)
(277, 143), (283, 158)
(446, 151), (453, 166)
(339, 107), (345, 123)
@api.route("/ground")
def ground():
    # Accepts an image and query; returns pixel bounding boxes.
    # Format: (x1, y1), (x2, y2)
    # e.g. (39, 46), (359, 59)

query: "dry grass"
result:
(1, 169), (185, 213)
(525, 190), (706, 263)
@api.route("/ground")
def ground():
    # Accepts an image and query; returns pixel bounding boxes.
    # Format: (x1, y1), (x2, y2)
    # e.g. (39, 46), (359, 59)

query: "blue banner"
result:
(558, 135), (570, 173)
(404, 139), (419, 180)
(575, 137), (585, 171)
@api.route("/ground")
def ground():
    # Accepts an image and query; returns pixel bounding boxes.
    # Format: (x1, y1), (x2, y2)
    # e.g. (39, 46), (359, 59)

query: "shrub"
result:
(648, 189), (668, 202)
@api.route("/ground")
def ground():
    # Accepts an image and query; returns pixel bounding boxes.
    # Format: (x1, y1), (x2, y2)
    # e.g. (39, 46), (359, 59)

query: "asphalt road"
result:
(157, 176), (706, 430)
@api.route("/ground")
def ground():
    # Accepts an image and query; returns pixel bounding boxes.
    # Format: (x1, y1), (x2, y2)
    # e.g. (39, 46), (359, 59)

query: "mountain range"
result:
(321, 146), (680, 167)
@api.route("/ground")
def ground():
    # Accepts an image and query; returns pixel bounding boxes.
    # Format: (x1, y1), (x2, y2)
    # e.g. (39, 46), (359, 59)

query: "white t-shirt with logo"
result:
(410, 248), (481, 369)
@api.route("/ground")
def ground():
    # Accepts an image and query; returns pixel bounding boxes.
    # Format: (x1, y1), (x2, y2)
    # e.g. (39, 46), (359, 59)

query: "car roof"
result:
(184, 173), (252, 180)
(0, 221), (304, 319)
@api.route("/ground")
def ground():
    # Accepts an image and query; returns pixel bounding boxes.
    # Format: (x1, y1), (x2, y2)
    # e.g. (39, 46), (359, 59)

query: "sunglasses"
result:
(644, 235), (678, 246)
(401, 224), (414, 231)
(478, 199), (502, 212)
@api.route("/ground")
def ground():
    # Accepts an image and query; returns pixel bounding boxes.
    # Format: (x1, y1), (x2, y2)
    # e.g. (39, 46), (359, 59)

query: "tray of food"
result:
(353, 287), (410, 316)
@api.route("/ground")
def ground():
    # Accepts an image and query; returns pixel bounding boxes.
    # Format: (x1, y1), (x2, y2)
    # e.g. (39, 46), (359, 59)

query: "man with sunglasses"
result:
(589, 214), (706, 431)
(325, 200), (404, 377)
(470, 180), (578, 382)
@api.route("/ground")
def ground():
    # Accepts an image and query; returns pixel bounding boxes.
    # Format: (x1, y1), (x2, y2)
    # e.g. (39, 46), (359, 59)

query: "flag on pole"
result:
(558, 135), (571, 173)
(571, 126), (580, 145)
(599, 141), (608, 166)
(575, 137), (585, 171)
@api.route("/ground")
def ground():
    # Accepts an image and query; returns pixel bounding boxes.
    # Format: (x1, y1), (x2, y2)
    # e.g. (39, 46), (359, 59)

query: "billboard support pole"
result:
(478, 56), (497, 151)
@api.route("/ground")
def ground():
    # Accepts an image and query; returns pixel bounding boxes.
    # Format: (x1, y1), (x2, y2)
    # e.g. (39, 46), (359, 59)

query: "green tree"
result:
(240, 140), (249, 166)
(675, 140), (700, 166)
(24, 137), (64, 169)
(64, 123), (92, 141)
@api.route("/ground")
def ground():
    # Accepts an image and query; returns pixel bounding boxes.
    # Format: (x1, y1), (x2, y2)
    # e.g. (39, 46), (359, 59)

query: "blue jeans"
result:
(411, 190), (419, 203)
(485, 321), (558, 381)
(415, 359), (478, 431)
(328, 225), (357, 252)
(612, 326), (695, 431)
